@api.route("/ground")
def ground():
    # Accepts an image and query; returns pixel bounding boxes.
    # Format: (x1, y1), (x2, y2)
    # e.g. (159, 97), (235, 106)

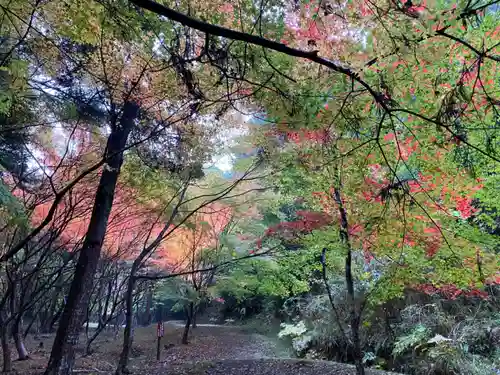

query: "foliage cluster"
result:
(275, 285), (500, 374)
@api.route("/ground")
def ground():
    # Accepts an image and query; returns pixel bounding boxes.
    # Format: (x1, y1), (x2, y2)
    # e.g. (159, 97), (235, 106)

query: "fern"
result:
(393, 324), (431, 356)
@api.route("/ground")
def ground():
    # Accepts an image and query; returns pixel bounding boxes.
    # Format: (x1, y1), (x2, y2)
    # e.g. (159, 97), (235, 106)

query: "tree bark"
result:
(116, 179), (188, 375)
(191, 309), (197, 329)
(181, 303), (193, 344)
(44, 102), (139, 375)
(100, 278), (113, 329)
(86, 279), (116, 355)
(0, 313), (11, 373)
(47, 302), (64, 333)
(23, 313), (37, 338)
(9, 274), (30, 360)
(333, 187), (365, 375)
(115, 276), (135, 375)
(12, 316), (29, 360)
(144, 286), (153, 326)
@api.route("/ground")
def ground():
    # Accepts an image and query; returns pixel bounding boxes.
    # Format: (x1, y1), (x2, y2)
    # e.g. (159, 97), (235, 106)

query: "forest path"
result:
(130, 322), (398, 375)
(7, 321), (398, 375)
(151, 321), (290, 361)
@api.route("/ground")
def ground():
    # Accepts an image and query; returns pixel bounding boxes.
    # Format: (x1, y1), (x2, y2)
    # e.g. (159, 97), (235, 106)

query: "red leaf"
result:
(384, 133), (395, 141)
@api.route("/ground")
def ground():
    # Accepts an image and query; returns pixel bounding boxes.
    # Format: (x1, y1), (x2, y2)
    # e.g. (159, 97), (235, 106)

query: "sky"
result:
(204, 112), (252, 173)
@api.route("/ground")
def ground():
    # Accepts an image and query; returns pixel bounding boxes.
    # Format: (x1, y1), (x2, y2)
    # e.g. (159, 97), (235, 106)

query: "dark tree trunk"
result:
(84, 308), (90, 340)
(12, 316), (29, 360)
(23, 314), (37, 338)
(191, 311), (197, 328)
(144, 286), (153, 326)
(333, 187), (365, 375)
(351, 315), (363, 375)
(44, 102), (139, 375)
(116, 183), (187, 375)
(43, 274), (64, 333)
(9, 276), (29, 360)
(47, 302), (64, 333)
(86, 279), (115, 355)
(116, 276), (135, 375)
(0, 313), (11, 372)
(181, 303), (194, 345)
(100, 279), (113, 329)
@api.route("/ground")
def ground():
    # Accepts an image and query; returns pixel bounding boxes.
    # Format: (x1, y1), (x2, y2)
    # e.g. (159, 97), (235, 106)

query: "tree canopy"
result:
(0, 0), (498, 374)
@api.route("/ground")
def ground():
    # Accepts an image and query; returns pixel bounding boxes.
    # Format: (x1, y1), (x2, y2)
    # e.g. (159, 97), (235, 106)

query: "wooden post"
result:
(156, 321), (164, 361)
(156, 337), (161, 361)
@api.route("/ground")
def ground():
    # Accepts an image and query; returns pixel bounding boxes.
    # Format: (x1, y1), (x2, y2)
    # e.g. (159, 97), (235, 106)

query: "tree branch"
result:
(135, 246), (278, 281)
(128, 0), (385, 109)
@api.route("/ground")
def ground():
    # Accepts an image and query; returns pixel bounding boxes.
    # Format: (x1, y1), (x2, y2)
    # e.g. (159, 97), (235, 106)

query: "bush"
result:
(278, 287), (500, 374)
(391, 303), (500, 375)
(278, 321), (312, 355)
(279, 282), (364, 363)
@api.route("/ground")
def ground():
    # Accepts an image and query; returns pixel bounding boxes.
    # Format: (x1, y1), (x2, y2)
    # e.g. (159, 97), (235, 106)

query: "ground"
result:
(1, 322), (398, 374)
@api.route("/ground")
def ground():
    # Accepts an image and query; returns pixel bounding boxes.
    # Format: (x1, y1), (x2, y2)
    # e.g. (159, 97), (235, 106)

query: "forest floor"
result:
(2, 322), (399, 375)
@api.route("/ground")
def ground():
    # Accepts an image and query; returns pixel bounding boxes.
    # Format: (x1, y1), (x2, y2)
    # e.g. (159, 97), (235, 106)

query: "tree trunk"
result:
(351, 314), (364, 375)
(0, 313), (11, 373)
(48, 302), (64, 333)
(23, 314), (37, 338)
(99, 279), (113, 329)
(43, 275), (64, 333)
(144, 286), (153, 326)
(86, 311), (117, 355)
(84, 308), (90, 340)
(333, 187), (365, 375)
(191, 311), (197, 329)
(86, 281), (116, 355)
(12, 316), (29, 360)
(116, 181), (187, 375)
(115, 276), (135, 375)
(44, 102), (139, 375)
(9, 275), (30, 360)
(181, 303), (193, 345)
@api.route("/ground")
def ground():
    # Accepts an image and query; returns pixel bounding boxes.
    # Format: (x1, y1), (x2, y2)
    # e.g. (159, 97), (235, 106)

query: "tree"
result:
(0, 0), (498, 374)
(115, 158), (266, 374)
(0, 5), (224, 375)
(119, 3), (499, 374)
(170, 208), (233, 342)
(44, 99), (140, 375)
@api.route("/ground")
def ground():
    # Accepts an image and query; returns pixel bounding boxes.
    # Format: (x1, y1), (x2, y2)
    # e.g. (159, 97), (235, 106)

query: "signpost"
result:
(156, 321), (164, 360)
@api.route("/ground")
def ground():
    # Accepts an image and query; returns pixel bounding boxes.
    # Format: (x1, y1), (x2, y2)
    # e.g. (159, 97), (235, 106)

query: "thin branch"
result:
(128, 0), (386, 109)
(135, 246), (278, 280)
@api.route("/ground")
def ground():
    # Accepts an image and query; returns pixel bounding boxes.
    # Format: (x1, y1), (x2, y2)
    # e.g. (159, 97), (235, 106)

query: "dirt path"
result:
(3, 322), (399, 375)
(133, 323), (398, 375)
(161, 321), (289, 360)
(153, 359), (400, 375)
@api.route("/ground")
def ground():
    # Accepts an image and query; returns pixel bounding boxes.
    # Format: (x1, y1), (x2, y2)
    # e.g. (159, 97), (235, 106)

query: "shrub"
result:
(278, 321), (313, 356)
